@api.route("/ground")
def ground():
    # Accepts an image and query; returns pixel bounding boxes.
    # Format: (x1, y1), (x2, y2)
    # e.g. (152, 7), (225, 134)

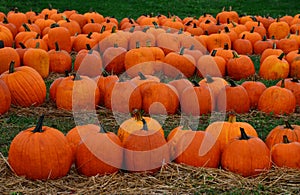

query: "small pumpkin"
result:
(241, 81), (267, 109)
(259, 53), (289, 80)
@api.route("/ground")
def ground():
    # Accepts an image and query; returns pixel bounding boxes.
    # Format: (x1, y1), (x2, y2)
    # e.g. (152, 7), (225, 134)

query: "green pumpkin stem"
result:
(87, 32), (93, 39)
(22, 23), (31, 32)
(283, 135), (290, 144)
(280, 79), (285, 88)
(32, 114), (45, 133)
(111, 25), (117, 33)
(100, 25), (106, 33)
(174, 73), (183, 80)
(72, 73), (82, 81)
(8, 61), (15, 73)
(239, 127), (250, 140)
(211, 50), (217, 57)
(86, 43), (92, 50)
(138, 72), (147, 80)
(179, 47), (185, 55)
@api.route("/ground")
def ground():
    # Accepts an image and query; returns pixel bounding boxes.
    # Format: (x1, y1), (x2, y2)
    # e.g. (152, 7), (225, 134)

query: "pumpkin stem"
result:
(8, 61), (15, 73)
(132, 109), (144, 122)
(262, 35), (267, 41)
(22, 23), (31, 32)
(3, 17), (8, 24)
(136, 41), (140, 49)
(228, 113), (237, 123)
(179, 47), (185, 55)
(64, 70), (69, 77)
(284, 120), (294, 130)
(211, 50), (217, 57)
(32, 114), (45, 133)
(111, 26), (117, 33)
(55, 42), (60, 51)
(0, 40), (4, 48)
(50, 23), (60, 28)
(232, 51), (240, 58)
(174, 73), (183, 80)
(100, 25), (106, 33)
(35, 42), (40, 49)
(19, 42), (26, 49)
(86, 44), (92, 50)
(291, 77), (299, 83)
(228, 79), (237, 87)
(282, 135), (290, 144)
(138, 72), (147, 80)
(192, 80), (200, 87)
(223, 43), (229, 50)
(205, 75), (214, 83)
(280, 79), (285, 88)
(99, 125), (108, 133)
(278, 53), (285, 60)
(189, 44), (195, 50)
(87, 32), (93, 39)
(239, 127), (250, 140)
(141, 118), (148, 131)
(72, 73), (82, 81)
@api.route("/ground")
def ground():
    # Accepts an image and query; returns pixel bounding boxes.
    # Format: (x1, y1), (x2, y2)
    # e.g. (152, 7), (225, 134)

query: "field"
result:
(0, 0), (300, 194)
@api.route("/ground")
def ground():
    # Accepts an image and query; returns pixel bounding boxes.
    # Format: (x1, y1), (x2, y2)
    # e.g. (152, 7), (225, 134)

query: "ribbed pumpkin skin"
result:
(8, 124), (73, 180)
(0, 66), (46, 107)
(221, 132), (271, 177)
(75, 124), (123, 177)
(23, 48), (50, 78)
(123, 129), (170, 173)
(0, 46), (20, 74)
(0, 79), (11, 114)
(174, 131), (221, 168)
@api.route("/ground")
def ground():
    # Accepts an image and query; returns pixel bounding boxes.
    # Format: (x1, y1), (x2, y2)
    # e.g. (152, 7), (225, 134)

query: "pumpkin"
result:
(221, 127), (271, 177)
(130, 72), (160, 86)
(69, 12), (87, 29)
(0, 40), (20, 74)
(73, 44), (103, 78)
(48, 42), (72, 73)
(265, 120), (300, 149)
(75, 124), (123, 176)
(6, 8), (27, 30)
(117, 109), (164, 143)
(259, 53), (289, 80)
(34, 14), (56, 32)
(226, 51), (255, 80)
(139, 81), (179, 115)
(268, 19), (290, 40)
(123, 118), (170, 173)
(49, 71), (69, 102)
(156, 31), (181, 55)
(290, 56), (300, 78)
(47, 23), (72, 53)
(98, 29), (128, 54)
(57, 17), (81, 36)
(205, 114), (258, 152)
(260, 43), (284, 64)
(196, 50), (226, 78)
(253, 35), (273, 55)
(238, 27), (262, 47)
(83, 11), (105, 24)
(168, 74), (193, 99)
(258, 80), (296, 115)
(8, 115), (73, 180)
(216, 80), (250, 113)
(277, 34), (299, 54)
(24, 33), (48, 51)
(216, 7), (239, 24)
(241, 81), (267, 109)
(180, 81), (214, 115)
(174, 130), (221, 168)
(0, 61), (46, 107)
(163, 47), (196, 78)
(95, 74), (119, 106)
(23, 43), (50, 78)
(275, 78), (300, 105)
(0, 79), (11, 115)
(0, 17), (17, 40)
(285, 48), (300, 65)
(124, 41), (155, 78)
(232, 34), (253, 55)
(104, 78), (142, 113)
(55, 74), (100, 111)
(271, 135), (300, 169)
(206, 32), (231, 52)
(102, 44), (126, 75)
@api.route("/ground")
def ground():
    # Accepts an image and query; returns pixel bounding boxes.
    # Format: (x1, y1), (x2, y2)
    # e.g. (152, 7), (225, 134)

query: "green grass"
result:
(0, 0), (299, 20)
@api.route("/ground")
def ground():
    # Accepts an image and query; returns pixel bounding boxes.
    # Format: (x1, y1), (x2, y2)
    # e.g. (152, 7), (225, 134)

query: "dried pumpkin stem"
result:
(8, 61), (15, 74)
(141, 118), (148, 131)
(32, 114), (45, 133)
(138, 72), (147, 80)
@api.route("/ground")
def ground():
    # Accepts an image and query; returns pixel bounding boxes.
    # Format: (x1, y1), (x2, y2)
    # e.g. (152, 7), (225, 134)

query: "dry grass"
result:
(1, 153), (300, 194)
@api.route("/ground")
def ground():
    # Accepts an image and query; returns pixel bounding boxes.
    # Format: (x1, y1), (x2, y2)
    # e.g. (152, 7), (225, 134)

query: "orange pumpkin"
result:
(8, 115), (73, 180)
(226, 52), (255, 80)
(259, 53), (289, 80)
(241, 81), (267, 109)
(0, 40), (20, 74)
(0, 79), (11, 115)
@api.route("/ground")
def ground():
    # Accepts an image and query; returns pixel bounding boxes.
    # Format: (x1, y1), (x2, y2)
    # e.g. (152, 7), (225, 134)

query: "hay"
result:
(1, 154), (299, 194)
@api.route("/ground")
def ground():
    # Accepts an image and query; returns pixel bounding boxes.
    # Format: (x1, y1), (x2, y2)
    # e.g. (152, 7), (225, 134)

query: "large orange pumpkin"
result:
(8, 115), (73, 180)
(0, 40), (20, 74)
(0, 79), (11, 115)
(221, 127), (271, 177)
